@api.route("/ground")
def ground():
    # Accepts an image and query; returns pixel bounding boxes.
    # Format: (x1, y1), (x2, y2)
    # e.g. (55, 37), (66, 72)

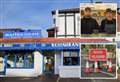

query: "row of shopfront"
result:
(0, 30), (119, 78)
(0, 42), (80, 77)
(0, 41), (119, 78)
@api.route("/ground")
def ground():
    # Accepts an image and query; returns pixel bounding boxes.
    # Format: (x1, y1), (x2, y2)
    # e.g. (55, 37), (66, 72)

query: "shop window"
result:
(16, 55), (24, 68)
(24, 54), (34, 68)
(7, 54), (14, 68)
(63, 51), (79, 66)
(7, 52), (34, 68)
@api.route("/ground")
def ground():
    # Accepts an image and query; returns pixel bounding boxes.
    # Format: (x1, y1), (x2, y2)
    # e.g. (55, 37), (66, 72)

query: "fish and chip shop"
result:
(0, 30), (114, 78)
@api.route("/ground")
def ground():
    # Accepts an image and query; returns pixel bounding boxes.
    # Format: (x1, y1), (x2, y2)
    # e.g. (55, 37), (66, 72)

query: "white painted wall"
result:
(34, 51), (43, 75)
(66, 16), (74, 35)
(6, 51), (43, 77)
(59, 66), (80, 78)
(57, 16), (65, 35)
(6, 69), (36, 77)
(54, 52), (62, 74)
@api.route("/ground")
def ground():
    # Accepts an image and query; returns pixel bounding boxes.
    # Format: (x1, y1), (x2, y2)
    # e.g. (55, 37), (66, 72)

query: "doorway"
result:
(44, 56), (54, 75)
(43, 50), (55, 76)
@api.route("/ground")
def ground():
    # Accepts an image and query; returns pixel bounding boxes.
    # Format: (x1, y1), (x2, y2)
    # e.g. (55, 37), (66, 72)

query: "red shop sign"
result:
(89, 49), (107, 61)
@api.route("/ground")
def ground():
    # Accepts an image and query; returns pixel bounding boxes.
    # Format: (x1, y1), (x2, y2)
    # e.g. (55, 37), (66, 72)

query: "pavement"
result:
(81, 67), (116, 78)
(0, 76), (120, 82)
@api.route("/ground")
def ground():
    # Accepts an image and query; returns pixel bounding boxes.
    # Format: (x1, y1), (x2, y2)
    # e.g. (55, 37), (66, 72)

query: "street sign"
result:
(89, 49), (107, 61)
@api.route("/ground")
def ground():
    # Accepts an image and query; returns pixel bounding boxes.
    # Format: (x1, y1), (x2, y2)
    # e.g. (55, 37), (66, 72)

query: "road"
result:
(0, 77), (120, 82)
(81, 55), (116, 78)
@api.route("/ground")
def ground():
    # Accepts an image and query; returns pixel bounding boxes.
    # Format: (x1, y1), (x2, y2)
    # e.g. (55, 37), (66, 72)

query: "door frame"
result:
(43, 55), (55, 74)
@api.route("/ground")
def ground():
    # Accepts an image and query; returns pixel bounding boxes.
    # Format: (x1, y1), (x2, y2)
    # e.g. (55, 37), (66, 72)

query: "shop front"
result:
(0, 30), (114, 78)
(0, 42), (80, 77)
(0, 43), (43, 77)
(0, 38), (111, 78)
(40, 43), (80, 78)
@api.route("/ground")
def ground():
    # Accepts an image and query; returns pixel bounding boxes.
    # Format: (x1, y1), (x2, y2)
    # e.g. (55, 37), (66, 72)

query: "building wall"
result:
(59, 66), (80, 78)
(54, 13), (80, 38)
(54, 52), (62, 74)
(59, 50), (81, 78)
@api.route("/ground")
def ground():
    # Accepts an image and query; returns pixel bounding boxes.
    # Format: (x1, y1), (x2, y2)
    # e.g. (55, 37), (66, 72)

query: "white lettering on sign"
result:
(51, 43), (79, 47)
(91, 55), (106, 59)
(89, 49), (107, 61)
(92, 51), (104, 54)
(3, 31), (41, 38)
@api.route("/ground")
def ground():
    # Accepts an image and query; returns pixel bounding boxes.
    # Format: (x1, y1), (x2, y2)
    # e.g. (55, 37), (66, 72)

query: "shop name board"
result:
(3, 31), (41, 38)
(89, 49), (107, 61)
(51, 43), (79, 47)
(41, 43), (80, 50)
(0, 43), (80, 50)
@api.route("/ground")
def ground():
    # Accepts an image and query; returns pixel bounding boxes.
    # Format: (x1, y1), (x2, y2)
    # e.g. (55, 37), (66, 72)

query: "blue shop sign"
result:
(41, 43), (80, 50)
(0, 43), (41, 50)
(0, 43), (80, 50)
(3, 30), (41, 38)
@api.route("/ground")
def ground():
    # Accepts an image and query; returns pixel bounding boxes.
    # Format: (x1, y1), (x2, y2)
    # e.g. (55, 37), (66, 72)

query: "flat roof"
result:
(52, 8), (79, 14)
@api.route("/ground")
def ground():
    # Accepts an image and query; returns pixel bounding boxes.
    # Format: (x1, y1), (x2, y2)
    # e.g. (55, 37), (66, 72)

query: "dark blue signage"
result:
(3, 30), (41, 38)
(0, 43), (41, 50)
(40, 43), (80, 50)
(0, 43), (80, 50)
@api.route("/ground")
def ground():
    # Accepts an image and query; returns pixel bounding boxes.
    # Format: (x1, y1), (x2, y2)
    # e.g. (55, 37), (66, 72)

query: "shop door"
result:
(44, 56), (54, 75)
(0, 56), (5, 75)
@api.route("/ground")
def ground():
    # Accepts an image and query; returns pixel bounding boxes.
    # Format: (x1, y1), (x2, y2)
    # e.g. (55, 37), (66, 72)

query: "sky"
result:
(0, 0), (120, 37)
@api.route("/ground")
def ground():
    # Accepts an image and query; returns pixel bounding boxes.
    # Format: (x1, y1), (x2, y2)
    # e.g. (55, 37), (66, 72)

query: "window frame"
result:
(63, 50), (80, 66)
(6, 53), (34, 69)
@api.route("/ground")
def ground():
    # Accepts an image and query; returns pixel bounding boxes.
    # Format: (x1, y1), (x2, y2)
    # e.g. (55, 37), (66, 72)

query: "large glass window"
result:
(7, 51), (34, 68)
(63, 50), (79, 66)
(16, 55), (24, 68)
